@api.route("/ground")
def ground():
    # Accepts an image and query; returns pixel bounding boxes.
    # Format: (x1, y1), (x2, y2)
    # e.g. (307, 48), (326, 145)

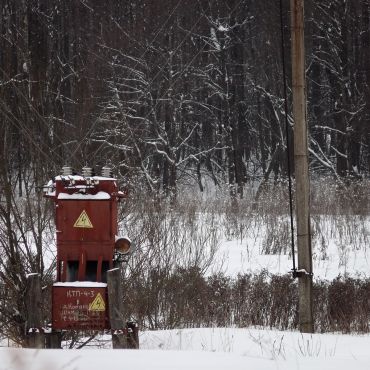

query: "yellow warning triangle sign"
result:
(74, 210), (93, 228)
(89, 293), (106, 311)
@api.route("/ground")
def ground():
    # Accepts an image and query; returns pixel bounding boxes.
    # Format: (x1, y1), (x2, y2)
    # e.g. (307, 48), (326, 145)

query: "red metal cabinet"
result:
(52, 283), (109, 330)
(56, 200), (112, 243)
(45, 173), (123, 331)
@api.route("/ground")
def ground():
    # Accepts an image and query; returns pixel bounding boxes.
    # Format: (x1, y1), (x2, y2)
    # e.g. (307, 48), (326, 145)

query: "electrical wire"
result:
(279, 0), (297, 274)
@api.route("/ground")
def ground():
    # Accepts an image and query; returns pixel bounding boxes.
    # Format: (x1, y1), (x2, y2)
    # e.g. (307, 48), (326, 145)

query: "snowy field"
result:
(213, 216), (370, 280)
(216, 236), (370, 280)
(1, 328), (370, 370)
(3, 212), (367, 369)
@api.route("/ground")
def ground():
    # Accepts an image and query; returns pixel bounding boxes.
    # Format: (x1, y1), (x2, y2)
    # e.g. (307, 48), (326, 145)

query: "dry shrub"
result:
(124, 268), (369, 334)
(327, 276), (370, 333)
(311, 178), (370, 215)
(312, 281), (329, 332)
(205, 274), (233, 327)
(261, 216), (291, 255)
(118, 179), (369, 333)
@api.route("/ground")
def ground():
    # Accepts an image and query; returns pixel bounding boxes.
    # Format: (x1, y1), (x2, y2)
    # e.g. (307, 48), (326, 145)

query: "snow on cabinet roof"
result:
(26, 273), (39, 278)
(55, 175), (116, 181)
(58, 191), (111, 200)
(53, 282), (107, 288)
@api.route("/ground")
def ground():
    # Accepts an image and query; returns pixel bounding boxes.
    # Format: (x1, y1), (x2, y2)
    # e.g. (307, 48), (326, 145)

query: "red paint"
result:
(46, 174), (125, 330)
(52, 285), (108, 330)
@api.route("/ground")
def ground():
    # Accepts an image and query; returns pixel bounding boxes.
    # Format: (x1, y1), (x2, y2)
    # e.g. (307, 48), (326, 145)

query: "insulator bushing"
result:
(82, 167), (93, 177)
(102, 166), (112, 178)
(62, 166), (72, 176)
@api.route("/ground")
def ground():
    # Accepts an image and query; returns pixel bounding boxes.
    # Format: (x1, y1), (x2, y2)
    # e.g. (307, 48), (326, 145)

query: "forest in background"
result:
(0, 0), (369, 198)
(0, 0), (370, 345)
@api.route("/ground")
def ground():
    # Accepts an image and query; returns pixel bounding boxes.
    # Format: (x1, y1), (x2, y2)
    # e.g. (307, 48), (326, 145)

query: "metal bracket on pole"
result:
(291, 269), (313, 279)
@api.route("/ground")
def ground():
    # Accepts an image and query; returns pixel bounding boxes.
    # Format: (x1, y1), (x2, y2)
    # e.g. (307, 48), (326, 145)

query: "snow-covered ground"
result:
(216, 237), (370, 280)
(43, 212), (370, 281)
(6, 212), (367, 369)
(1, 328), (370, 370)
(214, 216), (370, 280)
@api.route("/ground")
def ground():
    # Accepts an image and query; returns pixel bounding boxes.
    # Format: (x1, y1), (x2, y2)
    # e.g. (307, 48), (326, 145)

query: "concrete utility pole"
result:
(290, 0), (314, 333)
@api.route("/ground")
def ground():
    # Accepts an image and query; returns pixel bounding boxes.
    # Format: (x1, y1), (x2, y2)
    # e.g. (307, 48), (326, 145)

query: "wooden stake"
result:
(45, 331), (62, 349)
(107, 268), (128, 349)
(26, 273), (44, 348)
(290, 0), (314, 333)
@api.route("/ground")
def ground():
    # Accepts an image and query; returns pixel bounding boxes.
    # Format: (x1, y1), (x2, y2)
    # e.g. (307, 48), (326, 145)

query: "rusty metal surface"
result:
(47, 176), (124, 330)
(56, 201), (112, 243)
(52, 178), (119, 283)
(52, 285), (109, 330)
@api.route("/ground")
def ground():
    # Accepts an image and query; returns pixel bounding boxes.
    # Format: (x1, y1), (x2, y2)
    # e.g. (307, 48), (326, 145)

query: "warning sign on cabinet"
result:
(52, 286), (108, 330)
(89, 293), (106, 311)
(74, 210), (93, 228)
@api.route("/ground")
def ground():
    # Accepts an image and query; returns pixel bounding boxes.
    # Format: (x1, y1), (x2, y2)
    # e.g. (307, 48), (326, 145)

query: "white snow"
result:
(210, 27), (221, 51)
(57, 191), (111, 200)
(213, 216), (370, 280)
(215, 238), (370, 279)
(1, 328), (370, 370)
(55, 175), (116, 181)
(25, 273), (39, 278)
(6, 203), (367, 370)
(53, 282), (107, 288)
(218, 25), (229, 32)
(55, 175), (85, 181)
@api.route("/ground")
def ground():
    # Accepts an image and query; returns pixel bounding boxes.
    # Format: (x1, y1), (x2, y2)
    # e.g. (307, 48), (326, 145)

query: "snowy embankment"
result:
(2, 328), (370, 370)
